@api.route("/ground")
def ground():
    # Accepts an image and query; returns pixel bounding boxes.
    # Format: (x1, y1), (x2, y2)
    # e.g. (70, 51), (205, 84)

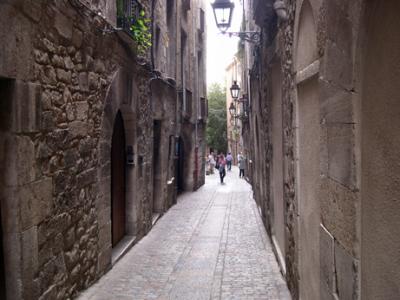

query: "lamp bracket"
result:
(223, 31), (261, 44)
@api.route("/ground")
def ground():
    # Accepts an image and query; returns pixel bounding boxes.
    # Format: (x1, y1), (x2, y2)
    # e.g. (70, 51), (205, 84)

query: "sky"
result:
(206, 0), (243, 89)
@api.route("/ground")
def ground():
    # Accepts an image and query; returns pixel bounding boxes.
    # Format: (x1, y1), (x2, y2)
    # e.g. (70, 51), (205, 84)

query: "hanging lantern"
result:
(229, 102), (236, 116)
(211, 0), (235, 32)
(230, 80), (240, 99)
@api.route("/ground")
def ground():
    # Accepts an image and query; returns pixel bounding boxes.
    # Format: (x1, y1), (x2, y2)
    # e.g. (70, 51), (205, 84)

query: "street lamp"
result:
(230, 80), (240, 100)
(211, 0), (235, 33)
(238, 94), (249, 117)
(211, 0), (289, 44)
(229, 102), (236, 116)
(211, 0), (260, 44)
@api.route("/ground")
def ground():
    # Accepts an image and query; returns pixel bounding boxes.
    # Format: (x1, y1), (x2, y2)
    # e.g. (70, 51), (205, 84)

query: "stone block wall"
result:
(0, 1), (156, 299)
(243, 0), (369, 299)
(0, 0), (208, 297)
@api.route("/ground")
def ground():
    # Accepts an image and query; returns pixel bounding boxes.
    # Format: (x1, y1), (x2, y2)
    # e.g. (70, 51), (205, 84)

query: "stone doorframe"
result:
(0, 78), (42, 299)
(97, 68), (139, 270)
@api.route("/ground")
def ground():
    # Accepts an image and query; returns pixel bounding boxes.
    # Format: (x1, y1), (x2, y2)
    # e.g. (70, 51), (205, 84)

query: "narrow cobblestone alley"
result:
(78, 168), (291, 300)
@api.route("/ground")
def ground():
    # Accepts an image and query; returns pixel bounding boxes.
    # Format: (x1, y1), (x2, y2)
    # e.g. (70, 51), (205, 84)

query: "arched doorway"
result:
(361, 1), (400, 297)
(111, 111), (126, 247)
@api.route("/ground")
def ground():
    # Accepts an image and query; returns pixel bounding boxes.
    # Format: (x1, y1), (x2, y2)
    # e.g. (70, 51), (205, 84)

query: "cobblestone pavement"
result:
(78, 168), (291, 300)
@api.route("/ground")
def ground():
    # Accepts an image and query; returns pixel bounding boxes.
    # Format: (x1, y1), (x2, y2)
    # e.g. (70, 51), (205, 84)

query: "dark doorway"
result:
(0, 78), (12, 299)
(111, 111), (126, 247)
(175, 137), (184, 192)
(0, 205), (5, 299)
(152, 120), (162, 212)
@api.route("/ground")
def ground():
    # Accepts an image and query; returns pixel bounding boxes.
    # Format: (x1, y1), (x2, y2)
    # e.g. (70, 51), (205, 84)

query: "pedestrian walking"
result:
(237, 152), (242, 165)
(226, 152), (233, 171)
(207, 152), (215, 174)
(218, 154), (226, 184)
(239, 154), (246, 178)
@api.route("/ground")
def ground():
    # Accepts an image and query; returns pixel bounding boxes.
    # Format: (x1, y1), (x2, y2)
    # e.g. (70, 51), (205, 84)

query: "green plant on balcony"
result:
(130, 10), (152, 56)
(117, 0), (152, 56)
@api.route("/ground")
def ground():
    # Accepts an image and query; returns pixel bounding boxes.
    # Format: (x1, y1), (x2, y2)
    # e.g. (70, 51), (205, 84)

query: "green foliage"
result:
(130, 10), (152, 56)
(206, 83), (228, 154)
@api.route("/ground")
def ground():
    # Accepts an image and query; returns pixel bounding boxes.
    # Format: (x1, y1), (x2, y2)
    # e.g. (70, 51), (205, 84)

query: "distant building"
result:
(0, 0), (206, 298)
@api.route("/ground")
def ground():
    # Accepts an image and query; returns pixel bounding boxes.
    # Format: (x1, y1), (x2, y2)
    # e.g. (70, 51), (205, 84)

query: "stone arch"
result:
(97, 68), (139, 265)
(294, 0), (320, 299)
(361, 1), (400, 298)
(294, 0), (318, 72)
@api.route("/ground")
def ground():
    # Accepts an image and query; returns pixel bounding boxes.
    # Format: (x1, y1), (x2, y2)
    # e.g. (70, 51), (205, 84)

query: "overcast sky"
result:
(206, 0), (243, 89)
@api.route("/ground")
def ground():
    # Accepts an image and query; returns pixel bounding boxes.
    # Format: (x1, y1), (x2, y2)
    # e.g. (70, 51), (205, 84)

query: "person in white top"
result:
(207, 152), (215, 174)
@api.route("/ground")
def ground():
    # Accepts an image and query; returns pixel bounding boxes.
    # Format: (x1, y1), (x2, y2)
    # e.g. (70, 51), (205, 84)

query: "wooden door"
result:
(0, 205), (5, 299)
(111, 111), (126, 247)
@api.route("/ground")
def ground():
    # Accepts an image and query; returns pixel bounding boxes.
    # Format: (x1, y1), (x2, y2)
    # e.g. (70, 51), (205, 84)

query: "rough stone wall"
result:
(281, 1), (299, 296)
(317, 0), (362, 299)
(0, 0), (155, 299)
(244, 0), (366, 299)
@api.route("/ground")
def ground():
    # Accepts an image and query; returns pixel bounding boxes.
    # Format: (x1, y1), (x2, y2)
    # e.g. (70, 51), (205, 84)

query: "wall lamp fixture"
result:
(273, 0), (289, 21)
(211, 0), (260, 44)
(230, 80), (240, 99)
(211, 0), (289, 43)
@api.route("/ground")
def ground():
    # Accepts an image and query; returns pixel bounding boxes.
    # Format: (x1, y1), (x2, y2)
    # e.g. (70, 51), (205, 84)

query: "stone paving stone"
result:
(78, 168), (291, 300)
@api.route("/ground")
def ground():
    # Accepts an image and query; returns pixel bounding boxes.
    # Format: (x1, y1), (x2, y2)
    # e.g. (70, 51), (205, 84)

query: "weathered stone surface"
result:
(51, 55), (64, 68)
(54, 11), (73, 40)
(57, 69), (72, 83)
(34, 49), (50, 64)
(76, 168), (96, 188)
(10, 81), (42, 133)
(21, 226), (39, 299)
(76, 101), (89, 120)
(88, 72), (99, 90)
(19, 177), (53, 230)
(327, 124), (355, 188)
(335, 241), (358, 300)
(72, 28), (83, 48)
(320, 81), (354, 124)
(15, 135), (36, 185)
(320, 224), (335, 297)
(69, 120), (88, 138)
(78, 72), (89, 91)
(64, 56), (74, 70)
(39, 284), (57, 300)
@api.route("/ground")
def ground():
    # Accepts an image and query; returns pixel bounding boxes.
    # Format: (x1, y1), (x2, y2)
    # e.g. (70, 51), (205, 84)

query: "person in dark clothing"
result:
(238, 154), (246, 178)
(218, 154), (226, 183)
(226, 152), (233, 171)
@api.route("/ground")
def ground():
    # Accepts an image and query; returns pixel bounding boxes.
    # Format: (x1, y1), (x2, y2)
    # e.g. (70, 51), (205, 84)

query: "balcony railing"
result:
(117, 0), (141, 33)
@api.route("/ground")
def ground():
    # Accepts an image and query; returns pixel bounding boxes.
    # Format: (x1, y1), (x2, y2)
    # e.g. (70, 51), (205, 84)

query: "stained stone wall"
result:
(242, 0), (400, 299)
(0, 0), (156, 299)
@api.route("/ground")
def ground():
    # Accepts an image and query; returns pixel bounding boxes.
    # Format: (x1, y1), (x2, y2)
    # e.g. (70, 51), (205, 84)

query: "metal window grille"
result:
(117, 0), (141, 32)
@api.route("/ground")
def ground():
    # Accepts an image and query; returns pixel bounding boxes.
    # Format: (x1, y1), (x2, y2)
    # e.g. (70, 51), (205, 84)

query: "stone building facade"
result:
(240, 0), (400, 299)
(0, 0), (206, 299)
